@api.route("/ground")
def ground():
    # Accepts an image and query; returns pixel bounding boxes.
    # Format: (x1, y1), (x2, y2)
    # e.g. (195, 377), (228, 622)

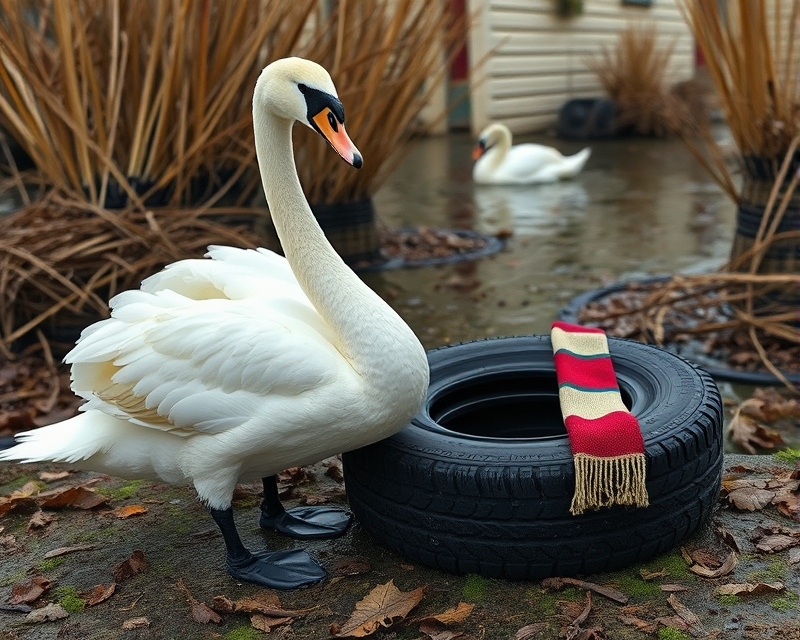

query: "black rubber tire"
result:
(342, 335), (723, 580)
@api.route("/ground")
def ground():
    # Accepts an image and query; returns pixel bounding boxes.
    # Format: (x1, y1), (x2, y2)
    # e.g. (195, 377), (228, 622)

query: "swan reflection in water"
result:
(474, 181), (590, 238)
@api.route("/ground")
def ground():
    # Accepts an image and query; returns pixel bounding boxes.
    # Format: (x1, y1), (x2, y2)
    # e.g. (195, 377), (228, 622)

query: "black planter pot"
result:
(558, 277), (800, 385)
(310, 198), (381, 265)
(731, 154), (800, 311)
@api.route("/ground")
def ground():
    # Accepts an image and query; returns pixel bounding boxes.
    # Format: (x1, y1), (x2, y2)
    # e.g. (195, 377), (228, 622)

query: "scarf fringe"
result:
(570, 453), (649, 516)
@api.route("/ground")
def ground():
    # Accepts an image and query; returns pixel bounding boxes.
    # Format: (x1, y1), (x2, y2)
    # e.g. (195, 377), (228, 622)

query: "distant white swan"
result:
(473, 123), (591, 185)
(0, 58), (429, 589)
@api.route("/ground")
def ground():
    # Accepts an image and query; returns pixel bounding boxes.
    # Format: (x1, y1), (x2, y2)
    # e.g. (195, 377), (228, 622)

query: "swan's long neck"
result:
(486, 126), (512, 169)
(253, 107), (418, 379)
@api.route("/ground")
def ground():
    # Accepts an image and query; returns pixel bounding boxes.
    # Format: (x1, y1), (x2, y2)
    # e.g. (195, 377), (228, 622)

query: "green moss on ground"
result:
(104, 479), (146, 501)
(658, 627), (690, 640)
(462, 574), (487, 602)
(770, 589), (799, 612)
(222, 626), (262, 640)
(773, 448), (800, 464)
(38, 556), (65, 572)
(53, 586), (85, 613)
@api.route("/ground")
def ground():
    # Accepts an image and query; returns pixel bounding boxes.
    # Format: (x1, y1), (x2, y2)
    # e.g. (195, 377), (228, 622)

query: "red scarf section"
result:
(551, 321), (649, 515)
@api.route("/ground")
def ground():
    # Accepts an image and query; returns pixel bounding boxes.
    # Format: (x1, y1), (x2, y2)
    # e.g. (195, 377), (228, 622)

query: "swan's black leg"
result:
(259, 475), (352, 540)
(208, 506), (325, 589)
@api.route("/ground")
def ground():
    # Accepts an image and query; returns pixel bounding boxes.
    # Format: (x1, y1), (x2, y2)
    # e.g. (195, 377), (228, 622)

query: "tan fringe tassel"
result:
(570, 453), (649, 516)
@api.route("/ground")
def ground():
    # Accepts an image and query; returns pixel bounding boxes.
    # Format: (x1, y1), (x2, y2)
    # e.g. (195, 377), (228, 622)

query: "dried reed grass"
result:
(0, 196), (262, 357)
(578, 138), (800, 390)
(586, 24), (692, 138)
(0, 0), (316, 207)
(295, 0), (467, 205)
(679, 0), (800, 200)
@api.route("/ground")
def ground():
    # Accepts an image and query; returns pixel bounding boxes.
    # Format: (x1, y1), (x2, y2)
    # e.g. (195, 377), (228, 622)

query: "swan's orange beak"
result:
(313, 108), (363, 169)
(472, 145), (484, 161)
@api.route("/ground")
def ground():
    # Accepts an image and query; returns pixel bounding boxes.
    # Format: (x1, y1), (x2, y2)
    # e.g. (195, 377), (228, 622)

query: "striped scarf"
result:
(551, 321), (649, 515)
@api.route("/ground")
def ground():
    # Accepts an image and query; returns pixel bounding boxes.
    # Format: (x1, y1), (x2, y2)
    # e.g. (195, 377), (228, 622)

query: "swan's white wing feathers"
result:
(141, 246), (299, 301)
(68, 285), (345, 436)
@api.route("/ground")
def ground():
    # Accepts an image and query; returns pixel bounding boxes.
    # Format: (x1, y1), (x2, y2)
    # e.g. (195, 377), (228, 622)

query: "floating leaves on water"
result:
(112, 550), (148, 582)
(331, 580), (425, 638)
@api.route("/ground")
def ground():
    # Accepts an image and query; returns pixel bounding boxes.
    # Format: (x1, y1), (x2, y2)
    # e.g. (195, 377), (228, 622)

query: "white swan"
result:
(472, 123), (591, 185)
(0, 58), (429, 589)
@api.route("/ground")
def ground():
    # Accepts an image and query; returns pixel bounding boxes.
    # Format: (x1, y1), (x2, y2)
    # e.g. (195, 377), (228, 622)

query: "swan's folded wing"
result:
(140, 246), (301, 302)
(68, 290), (344, 436)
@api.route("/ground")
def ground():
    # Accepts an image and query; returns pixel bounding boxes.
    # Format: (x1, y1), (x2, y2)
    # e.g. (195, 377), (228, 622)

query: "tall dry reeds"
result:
(0, 0), (316, 208)
(295, 0), (466, 205)
(680, 0), (800, 200)
(586, 24), (690, 138)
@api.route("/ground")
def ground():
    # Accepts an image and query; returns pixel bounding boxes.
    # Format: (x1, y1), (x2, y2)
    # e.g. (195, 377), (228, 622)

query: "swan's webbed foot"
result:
(260, 505), (352, 540)
(208, 506), (326, 589)
(260, 475), (352, 540)
(226, 548), (326, 589)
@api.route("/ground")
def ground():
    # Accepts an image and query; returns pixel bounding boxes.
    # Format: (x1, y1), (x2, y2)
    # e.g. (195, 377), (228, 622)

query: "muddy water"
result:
(367, 132), (734, 347)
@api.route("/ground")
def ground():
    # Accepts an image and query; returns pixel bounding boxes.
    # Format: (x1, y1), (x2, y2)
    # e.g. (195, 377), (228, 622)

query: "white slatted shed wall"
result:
(467, 0), (695, 134)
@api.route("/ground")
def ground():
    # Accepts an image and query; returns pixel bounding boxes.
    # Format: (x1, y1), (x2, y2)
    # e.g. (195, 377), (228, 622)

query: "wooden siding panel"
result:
(468, 0), (696, 134)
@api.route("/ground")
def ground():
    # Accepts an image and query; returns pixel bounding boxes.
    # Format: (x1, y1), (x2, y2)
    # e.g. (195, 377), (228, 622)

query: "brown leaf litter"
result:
(112, 550), (148, 582)
(330, 579), (425, 638)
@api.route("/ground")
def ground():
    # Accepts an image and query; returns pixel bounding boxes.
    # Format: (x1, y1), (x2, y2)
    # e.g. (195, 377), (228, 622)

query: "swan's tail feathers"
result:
(558, 147), (592, 178)
(0, 412), (118, 465)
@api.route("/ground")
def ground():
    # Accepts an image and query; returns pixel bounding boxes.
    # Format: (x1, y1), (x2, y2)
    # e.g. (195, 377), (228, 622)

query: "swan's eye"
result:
(327, 112), (338, 132)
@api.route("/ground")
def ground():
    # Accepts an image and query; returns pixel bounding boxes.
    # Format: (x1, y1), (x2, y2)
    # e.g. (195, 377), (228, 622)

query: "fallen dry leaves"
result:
(667, 594), (706, 638)
(177, 578), (221, 625)
(715, 582), (785, 597)
(682, 549), (738, 579)
(109, 504), (147, 519)
(43, 543), (95, 558)
(727, 388), (799, 454)
(0, 354), (80, 438)
(80, 583), (116, 607)
(9, 576), (52, 605)
(722, 469), (800, 517)
(331, 580), (425, 638)
(112, 550), (148, 582)
(1, 479), (112, 518)
(750, 524), (800, 553)
(541, 577), (629, 604)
